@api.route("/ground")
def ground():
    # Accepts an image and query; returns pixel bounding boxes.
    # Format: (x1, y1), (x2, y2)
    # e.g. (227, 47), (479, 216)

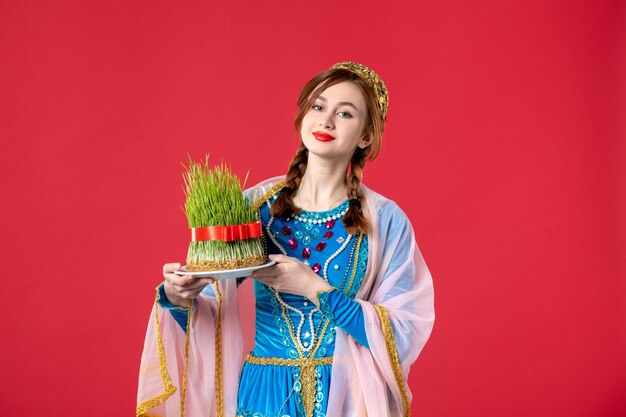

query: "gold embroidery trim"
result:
(272, 286), (331, 417)
(345, 234), (363, 295)
(245, 353), (333, 417)
(215, 282), (224, 417)
(313, 289), (334, 308)
(244, 354), (333, 367)
(252, 180), (286, 212)
(275, 289), (303, 356)
(179, 299), (192, 417)
(136, 289), (192, 417)
(374, 305), (411, 417)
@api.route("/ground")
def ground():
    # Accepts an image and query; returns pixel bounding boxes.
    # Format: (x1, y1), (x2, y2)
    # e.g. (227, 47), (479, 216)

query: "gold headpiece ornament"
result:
(331, 61), (389, 120)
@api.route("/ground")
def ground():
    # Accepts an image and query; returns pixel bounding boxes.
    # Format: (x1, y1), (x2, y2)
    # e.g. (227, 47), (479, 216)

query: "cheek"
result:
(300, 112), (315, 133)
(346, 122), (364, 139)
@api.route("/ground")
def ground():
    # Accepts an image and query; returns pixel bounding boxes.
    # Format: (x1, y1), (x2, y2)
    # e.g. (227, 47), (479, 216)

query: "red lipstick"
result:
(313, 131), (335, 142)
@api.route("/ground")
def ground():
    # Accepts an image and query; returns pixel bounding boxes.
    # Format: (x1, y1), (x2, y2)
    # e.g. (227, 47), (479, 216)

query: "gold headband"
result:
(331, 61), (389, 120)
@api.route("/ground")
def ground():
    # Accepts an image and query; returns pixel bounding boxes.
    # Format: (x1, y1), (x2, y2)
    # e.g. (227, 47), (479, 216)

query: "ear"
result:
(358, 134), (373, 149)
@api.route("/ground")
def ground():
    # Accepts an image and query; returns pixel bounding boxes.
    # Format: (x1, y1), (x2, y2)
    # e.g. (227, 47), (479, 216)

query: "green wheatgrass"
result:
(182, 155), (265, 271)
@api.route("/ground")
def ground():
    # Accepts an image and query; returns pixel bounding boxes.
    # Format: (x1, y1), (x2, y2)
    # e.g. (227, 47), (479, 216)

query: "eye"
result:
(312, 104), (324, 111)
(338, 111), (353, 119)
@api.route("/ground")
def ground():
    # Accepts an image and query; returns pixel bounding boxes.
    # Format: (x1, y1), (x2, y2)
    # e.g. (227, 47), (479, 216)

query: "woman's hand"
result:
(251, 254), (333, 303)
(162, 263), (215, 308)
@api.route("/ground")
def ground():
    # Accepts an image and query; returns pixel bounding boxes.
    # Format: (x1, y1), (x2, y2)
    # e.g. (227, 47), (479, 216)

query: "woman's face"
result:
(300, 81), (371, 162)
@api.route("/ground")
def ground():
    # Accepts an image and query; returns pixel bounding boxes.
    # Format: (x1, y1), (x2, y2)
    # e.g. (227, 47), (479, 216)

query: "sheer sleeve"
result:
(327, 192), (435, 417)
(138, 177), (286, 417)
(367, 203), (431, 364)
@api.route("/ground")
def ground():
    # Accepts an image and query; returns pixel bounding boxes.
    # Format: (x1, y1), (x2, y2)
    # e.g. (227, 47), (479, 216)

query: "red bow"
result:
(190, 221), (262, 242)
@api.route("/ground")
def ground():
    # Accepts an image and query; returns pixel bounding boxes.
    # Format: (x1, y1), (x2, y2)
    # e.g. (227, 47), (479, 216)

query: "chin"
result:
(302, 136), (328, 151)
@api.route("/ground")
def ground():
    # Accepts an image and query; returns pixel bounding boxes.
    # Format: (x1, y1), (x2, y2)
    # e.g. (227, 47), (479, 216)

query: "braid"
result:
(271, 143), (308, 220)
(343, 147), (369, 235)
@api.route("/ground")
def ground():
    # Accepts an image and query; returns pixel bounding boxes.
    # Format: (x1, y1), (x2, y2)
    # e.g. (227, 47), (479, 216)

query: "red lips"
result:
(313, 131), (335, 142)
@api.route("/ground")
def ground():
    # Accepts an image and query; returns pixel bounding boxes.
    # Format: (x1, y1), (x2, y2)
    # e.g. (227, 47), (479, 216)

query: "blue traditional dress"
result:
(158, 194), (370, 417)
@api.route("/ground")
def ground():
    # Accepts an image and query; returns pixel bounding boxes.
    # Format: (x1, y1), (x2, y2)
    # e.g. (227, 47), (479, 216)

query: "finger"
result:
(164, 273), (194, 287)
(186, 278), (214, 291)
(163, 263), (182, 274)
(251, 273), (278, 286)
(180, 288), (200, 299)
(170, 284), (187, 295)
(183, 282), (213, 298)
(250, 271), (269, 281)
(251, 266), (279, 279)
(268, 254), (295, 264)
(190, 285), (209, 298)
(180, 276), (211, 289)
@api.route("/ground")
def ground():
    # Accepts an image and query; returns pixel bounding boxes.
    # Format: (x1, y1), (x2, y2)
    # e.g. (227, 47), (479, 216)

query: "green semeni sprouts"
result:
(182, 155), (265, 271)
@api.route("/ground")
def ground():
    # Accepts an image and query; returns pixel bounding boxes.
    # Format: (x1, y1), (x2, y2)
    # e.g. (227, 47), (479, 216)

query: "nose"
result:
(318, 114), (334, 129)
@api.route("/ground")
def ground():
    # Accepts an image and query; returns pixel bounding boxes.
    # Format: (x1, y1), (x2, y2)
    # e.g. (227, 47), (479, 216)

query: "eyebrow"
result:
(316, 95), (359, 111)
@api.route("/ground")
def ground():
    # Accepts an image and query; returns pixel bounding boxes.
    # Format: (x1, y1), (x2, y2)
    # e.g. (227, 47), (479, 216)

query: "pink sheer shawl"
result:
(136, 176), (435, 417)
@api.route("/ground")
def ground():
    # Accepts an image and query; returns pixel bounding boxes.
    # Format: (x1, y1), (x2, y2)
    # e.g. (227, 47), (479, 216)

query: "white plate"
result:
(174, 261), (276, 280)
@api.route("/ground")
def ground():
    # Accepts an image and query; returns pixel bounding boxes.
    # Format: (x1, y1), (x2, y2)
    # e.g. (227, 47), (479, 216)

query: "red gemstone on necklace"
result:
(312, 263), (321, 274)
(302, 247), (311, 259)
(288, 238), (297, 249)
(282, 226), (292, 236)
(325, 219), (335, 229)
(316, 241), (327, 251)
(324, 231), (334, 239)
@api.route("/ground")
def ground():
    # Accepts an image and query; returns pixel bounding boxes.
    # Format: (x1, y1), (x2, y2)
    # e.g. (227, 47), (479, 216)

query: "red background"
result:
(1, 1), (625, 416)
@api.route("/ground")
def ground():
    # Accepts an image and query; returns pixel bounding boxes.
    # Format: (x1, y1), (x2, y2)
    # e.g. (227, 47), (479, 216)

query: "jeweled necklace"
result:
(293, 208), (347, 224)
(266, 196), (353, 281)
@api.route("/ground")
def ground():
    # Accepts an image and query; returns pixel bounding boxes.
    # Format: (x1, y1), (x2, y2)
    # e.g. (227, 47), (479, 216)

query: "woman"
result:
(137, 62), (435, 417)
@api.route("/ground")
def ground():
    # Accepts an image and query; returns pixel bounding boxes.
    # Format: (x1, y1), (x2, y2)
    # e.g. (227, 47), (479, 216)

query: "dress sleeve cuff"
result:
(156, 283), (189, 333)
(316, 289), (336, 322)
(156, 283), (188, 310)
(317, 288), (369, 348)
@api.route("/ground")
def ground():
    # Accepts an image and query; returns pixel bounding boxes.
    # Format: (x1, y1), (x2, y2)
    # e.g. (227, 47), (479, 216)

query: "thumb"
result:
(164, 263), (182, 273)
(269, 254), (292, 263)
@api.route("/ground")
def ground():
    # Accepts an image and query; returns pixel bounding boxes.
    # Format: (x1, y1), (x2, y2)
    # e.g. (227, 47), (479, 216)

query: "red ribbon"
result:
(190, 221), (262, 242)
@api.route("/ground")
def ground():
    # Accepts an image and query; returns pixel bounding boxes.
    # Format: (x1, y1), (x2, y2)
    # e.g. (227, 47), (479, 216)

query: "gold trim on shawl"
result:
(252, 180), (286, 212)
(374, 305), (411, 417)
(136, 289), (192, 417)
(215, 282), (224, 417)
(180, 299), (192, 416)
(345, 234), (363, 294)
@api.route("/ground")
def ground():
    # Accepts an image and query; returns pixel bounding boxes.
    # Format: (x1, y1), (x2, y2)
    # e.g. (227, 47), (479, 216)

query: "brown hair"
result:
(271, 68), (386, 235)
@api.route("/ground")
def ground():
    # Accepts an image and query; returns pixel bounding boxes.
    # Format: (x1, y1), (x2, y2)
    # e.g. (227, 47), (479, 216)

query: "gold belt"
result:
(245, 354), (333, 417)
(244, 354), (333, 367)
